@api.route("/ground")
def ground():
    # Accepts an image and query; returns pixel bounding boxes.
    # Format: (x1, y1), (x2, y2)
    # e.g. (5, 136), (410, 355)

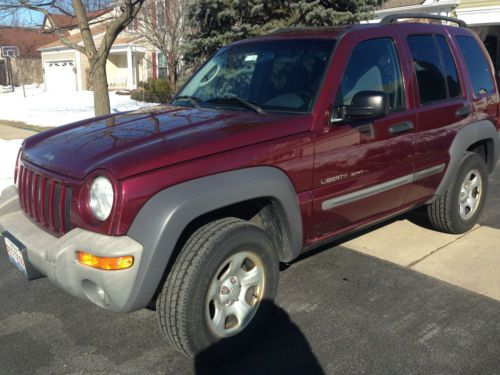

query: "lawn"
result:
(0, 85), (158, 127)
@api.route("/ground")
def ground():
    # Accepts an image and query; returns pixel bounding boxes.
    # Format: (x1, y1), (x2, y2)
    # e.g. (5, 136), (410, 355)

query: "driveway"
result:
(0, 127), (499, 374)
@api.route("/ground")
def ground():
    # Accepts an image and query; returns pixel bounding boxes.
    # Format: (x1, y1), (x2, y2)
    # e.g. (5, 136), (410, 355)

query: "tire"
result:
(427, 152), (488, 234)
(156, 217), (279, 362)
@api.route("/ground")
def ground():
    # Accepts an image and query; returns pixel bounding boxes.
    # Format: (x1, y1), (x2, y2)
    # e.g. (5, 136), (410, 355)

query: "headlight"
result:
(89, 176), (114, 221)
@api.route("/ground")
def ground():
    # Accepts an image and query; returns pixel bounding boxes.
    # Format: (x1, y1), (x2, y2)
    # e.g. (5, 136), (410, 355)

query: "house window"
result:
(158, 52), (168, 79)
(157, 0), (166, 27)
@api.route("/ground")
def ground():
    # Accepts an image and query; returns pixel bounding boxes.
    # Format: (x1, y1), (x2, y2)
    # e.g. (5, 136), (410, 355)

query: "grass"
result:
(0, 120), (52, 133)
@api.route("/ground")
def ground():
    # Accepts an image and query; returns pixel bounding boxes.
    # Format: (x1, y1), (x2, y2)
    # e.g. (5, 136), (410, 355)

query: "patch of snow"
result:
(0, 85), (158, 127)
(0, 139), (22, 198)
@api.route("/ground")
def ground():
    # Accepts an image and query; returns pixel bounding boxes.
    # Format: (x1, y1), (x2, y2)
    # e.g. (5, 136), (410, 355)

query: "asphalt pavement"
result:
(0, 125), (499, 374)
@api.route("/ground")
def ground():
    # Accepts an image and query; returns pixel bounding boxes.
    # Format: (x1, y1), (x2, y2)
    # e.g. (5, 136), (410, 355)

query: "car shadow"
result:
(193, 301), (324, 374)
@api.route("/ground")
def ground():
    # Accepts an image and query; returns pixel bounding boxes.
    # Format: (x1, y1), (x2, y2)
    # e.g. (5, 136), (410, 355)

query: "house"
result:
(455, 0), (500, 78)
(0, 27), (58, 86)
(372, 0), (460, 21)
(38, 8), (165, 92)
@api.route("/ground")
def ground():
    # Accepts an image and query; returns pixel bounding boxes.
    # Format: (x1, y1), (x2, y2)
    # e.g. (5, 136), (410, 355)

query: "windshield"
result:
(174, 39), (336, 113)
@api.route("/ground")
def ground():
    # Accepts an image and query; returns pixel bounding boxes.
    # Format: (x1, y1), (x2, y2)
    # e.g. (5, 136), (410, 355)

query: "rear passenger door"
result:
(399, 28), (471, 204)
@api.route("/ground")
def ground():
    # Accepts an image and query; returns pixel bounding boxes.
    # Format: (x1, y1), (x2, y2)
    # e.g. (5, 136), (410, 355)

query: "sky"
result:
(1, 8), (45, 27)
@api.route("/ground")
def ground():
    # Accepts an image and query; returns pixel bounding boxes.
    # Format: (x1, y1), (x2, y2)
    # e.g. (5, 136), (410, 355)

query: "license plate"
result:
(2, 231), (43, 280)
(4, 233), (28, 276)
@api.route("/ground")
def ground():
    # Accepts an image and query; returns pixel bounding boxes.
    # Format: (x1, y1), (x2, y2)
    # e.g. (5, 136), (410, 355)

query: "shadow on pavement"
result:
(194, 301), (324, 374)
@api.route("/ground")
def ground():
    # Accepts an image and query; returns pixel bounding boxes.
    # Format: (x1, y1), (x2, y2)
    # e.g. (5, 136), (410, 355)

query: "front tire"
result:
(427, 152), (488, 234)
(156, 218), (279, 362)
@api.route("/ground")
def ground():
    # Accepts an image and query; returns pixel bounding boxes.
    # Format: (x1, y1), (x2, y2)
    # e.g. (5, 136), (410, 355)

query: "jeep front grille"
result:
(17, 164), (73, 235)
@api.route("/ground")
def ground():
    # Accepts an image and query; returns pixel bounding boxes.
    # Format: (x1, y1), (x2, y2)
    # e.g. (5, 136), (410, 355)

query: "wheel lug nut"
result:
(221, 286), (230, 295)
(230, 277), (237, 285)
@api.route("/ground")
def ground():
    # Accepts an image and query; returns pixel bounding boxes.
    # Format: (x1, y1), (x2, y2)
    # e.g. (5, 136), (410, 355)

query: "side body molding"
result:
(432, 120), (500, 201)
(125, 166), (303, 311)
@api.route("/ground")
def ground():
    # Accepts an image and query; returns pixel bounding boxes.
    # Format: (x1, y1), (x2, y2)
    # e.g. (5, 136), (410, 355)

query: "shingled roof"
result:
(0, 27), (58, 58)
(44, 8), (113, 31)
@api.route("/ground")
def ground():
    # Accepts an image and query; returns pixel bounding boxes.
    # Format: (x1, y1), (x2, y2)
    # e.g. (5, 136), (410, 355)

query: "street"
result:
(1, 162), (499, 374)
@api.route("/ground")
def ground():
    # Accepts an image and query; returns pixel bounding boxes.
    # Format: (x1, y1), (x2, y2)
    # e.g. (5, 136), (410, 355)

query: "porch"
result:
(106, 45), (147, 90)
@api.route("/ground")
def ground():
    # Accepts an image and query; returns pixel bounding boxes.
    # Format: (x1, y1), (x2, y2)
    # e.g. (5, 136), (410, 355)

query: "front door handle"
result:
(389, 121), (414, 135)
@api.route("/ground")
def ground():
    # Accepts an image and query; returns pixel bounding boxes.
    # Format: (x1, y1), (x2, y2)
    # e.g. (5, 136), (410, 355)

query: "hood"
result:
(22, 106), (310, 180)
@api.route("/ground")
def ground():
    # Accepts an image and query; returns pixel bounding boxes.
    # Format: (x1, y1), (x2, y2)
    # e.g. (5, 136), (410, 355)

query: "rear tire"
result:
(156, 217), (279, 362)
(427, 152), (488, 234)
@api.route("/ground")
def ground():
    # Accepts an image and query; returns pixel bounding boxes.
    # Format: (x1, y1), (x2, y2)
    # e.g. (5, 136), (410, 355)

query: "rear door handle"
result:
(456, 104), (472, 118)
(389, 121), (414, 135)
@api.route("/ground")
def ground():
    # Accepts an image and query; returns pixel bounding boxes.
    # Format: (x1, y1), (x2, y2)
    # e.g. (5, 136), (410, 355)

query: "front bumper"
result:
(0, 186), (143, 312)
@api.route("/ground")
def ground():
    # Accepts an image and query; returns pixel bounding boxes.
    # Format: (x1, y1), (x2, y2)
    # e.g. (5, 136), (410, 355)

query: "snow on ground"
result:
(0, 139), (22, 198)
(0, 84), (158, 127)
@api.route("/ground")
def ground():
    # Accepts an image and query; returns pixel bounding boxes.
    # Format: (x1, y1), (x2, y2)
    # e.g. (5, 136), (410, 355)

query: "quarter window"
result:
(336, 38), (405, 112)
(456, 35), (495, 96)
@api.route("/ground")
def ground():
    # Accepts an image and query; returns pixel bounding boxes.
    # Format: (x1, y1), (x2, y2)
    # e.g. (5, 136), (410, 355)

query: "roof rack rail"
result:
(380, 13), (467, 28)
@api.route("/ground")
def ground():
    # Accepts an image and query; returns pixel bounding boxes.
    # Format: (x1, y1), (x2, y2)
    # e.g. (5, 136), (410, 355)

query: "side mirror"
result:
(331, 91), (390, 124)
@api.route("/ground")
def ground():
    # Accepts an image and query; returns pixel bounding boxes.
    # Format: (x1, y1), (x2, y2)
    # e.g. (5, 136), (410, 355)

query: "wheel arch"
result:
(431, 120), (499, 201)
(124, 166), (303, 311)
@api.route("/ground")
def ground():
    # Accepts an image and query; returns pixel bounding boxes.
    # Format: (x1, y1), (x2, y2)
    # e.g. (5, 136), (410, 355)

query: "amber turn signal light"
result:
(77, 251), (134, 270)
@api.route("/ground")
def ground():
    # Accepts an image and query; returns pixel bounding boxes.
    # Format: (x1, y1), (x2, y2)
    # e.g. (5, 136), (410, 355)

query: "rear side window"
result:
(407, 34), (462, 105)
(455, 35), (495, 96)
(336, 38), (405, 112)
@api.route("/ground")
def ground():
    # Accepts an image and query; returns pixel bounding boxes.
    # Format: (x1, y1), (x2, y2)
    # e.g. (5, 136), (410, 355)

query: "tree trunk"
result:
(90, 61), (111, 117)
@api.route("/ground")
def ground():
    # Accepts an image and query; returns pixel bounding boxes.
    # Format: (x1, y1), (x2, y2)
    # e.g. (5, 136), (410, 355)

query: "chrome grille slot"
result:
(17, 164), (73, 235)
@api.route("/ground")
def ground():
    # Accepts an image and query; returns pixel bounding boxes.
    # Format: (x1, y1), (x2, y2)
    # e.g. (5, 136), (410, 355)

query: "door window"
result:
(435, 35), (462, 98)
(455, 35), (495, 96)
(336, 38), (405, 112)
(408, 35), (447, 104)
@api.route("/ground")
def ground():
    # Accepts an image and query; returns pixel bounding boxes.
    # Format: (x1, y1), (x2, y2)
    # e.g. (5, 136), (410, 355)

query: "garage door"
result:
(45, 60), (76, 92)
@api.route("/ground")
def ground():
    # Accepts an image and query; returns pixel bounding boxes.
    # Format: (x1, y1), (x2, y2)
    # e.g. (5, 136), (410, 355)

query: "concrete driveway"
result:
(1, 126), (499, 374)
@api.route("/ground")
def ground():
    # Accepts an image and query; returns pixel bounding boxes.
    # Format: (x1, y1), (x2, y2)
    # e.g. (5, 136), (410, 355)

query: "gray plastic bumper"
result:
(0, 186), (143, 312)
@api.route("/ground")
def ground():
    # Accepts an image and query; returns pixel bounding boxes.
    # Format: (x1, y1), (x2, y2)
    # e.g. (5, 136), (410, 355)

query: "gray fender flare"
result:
(432, 120), (499, 200)
(124, 166), (303, 311)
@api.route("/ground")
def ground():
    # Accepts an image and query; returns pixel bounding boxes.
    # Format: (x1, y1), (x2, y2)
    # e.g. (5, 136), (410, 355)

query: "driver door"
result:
(311, 35), (417, 241)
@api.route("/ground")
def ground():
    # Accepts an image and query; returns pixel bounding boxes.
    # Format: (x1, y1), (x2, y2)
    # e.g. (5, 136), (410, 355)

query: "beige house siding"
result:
(79, 52), (90, 90)
(42, 51), (75, 63)
(458, 0), (500, 9)
(107, 53), (128, 88)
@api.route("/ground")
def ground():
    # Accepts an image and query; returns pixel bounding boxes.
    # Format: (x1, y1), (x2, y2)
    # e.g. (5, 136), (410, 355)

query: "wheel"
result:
(427, 152), (488, 234)
(156, 217), (279, 362)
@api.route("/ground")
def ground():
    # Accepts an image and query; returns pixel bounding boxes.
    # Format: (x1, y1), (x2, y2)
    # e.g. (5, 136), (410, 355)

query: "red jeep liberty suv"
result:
(1, 14), (499, 360)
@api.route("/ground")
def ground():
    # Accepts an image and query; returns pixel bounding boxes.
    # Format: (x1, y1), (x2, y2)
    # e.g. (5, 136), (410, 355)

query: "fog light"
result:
(77, 251), (134, 270)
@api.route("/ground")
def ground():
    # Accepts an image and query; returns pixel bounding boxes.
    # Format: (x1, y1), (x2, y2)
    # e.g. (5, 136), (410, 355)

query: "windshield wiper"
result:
(172, 95), (202, 109)
(206, 97), (266, 114)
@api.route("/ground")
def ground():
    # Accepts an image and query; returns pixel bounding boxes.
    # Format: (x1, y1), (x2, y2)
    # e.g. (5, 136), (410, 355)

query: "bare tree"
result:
(136, 0), (191, 87)
(0, 0), (145, 116)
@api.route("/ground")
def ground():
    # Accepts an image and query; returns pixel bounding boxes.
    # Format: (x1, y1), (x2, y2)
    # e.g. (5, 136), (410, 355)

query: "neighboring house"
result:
(372, 0), (460, 21)
(38, 8), (166, 92)
(0, 27), (58, 86)
(456, 0), (500, 78)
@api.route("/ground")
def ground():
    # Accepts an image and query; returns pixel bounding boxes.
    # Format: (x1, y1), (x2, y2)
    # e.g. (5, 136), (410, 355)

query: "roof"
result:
(39, 25), (141, 50)
(0, 27), (59, 58)
(45, 8), (112, 30)
(380, 0), (425, 9)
